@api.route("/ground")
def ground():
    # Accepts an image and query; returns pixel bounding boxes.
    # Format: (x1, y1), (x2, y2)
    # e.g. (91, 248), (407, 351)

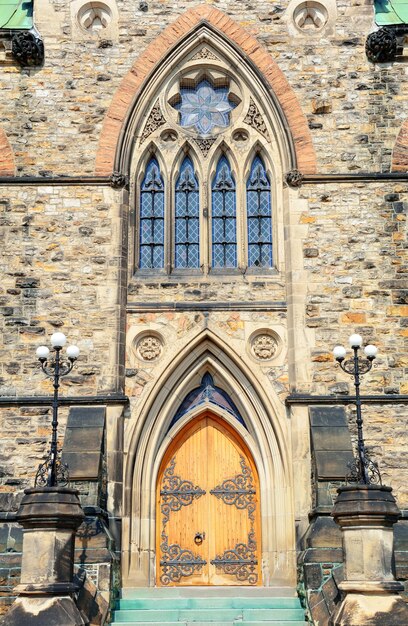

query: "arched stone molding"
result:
(122, 329), (296, 588)
(95, 4), (316, 176)
(391, 119), (408, 172)
(0, 129), (15, 176)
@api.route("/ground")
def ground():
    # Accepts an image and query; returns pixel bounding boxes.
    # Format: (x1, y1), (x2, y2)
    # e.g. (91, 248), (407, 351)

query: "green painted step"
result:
(110, 587), (306, 625)
(112, 621), (306, 626)
(112, 623), (306, 626)
(114, 608), (305, 621)
(120, 587), (295, 598)
(118, 597), (301, 610)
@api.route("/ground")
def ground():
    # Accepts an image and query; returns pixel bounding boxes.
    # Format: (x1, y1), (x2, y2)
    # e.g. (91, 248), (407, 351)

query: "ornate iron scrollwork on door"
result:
(210, 531), (258, 585)
(210, 456), (256, 521)
(159, 456), (207, 584)
(160, 456), (206, 524)
(160, 532), (207, 585)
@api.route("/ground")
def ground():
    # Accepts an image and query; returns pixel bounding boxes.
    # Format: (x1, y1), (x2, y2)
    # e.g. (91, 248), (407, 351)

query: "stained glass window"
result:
(139, 158), (165, 269)
(175, 157), (200, 269)
(247, 156), (273, 268)
(170, 373), (245, 429)
(212, 156), (237, 268)
(174, 80), (235, 135)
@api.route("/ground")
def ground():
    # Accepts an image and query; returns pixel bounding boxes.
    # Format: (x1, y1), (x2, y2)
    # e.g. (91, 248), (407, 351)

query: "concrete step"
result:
(110, 587), (307, 625)
(111, 622), (307, 626)
(120, 587), (296, 599)
(112, 621), (306, 626)
(118, 597), (301, 610)
(112, 608), (305, 622)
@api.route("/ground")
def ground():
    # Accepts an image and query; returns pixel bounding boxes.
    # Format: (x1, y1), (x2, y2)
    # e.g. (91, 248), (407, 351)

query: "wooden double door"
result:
(156, 414), (261, 586)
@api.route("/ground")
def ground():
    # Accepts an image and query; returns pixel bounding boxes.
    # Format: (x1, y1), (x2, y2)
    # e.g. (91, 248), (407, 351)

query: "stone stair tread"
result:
(120, 587), (296, 599)
(243, 610), (305, 620)
(118, 598), (301, 610)
(111, 587), (306, 625)
(111, 622), (306, 626)
(114, 609), (304, 619)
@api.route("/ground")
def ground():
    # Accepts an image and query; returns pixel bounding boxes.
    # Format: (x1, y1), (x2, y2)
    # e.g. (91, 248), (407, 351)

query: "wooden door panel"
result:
(208, 420), (259, 585)
(157, 413), (261, 586)
(157, 420), (208, 586)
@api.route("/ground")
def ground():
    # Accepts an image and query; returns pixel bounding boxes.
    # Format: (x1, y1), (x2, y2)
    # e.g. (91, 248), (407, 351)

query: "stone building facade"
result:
(0, 0), (407, 624)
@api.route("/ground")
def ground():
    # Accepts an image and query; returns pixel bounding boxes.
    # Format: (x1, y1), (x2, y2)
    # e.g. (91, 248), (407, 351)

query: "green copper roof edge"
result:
(0, 1), (33, 31)
(375, 0), (408, 26)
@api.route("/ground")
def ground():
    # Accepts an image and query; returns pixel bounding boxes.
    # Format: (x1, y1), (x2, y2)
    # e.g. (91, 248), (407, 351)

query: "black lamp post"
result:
(333, 333), (381, 485)
(35, 332), (80, 487)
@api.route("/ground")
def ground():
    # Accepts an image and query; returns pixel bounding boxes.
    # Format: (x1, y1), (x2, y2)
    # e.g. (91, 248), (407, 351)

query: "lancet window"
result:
(139, 158), (164, 269)
(134, 45), (278, 276)
(175, 157), (200, 269)
(212, 156), (237, 268)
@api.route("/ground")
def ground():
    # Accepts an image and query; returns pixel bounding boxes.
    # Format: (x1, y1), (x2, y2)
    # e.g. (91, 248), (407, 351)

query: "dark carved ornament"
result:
(160, 457), (206, 525)
(35, 449), (69, 487)
(210, 456), (256, 521)
(210, 532), (258, 585)
(140, 100), (166, 144)
(110, 172), (128, 189)
(12, 32), (44, 67)
(243, 98), (271, 142)
(193, 137), (216, 157)
(285, 169), (304, 188)
(365, 28), (397, 63)
(160, 532), (207, 585)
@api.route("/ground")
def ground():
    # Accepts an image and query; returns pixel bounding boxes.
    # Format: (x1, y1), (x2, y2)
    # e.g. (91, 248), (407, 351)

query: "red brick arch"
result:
(95, 4), (316, 176)
(0, 128), (15, 176)
(391, 120), (408, 172)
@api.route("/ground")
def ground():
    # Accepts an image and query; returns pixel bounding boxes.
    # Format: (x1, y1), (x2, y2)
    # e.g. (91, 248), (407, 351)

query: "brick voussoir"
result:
(0, 129), (15, 176)
(95, 5), (317, 175)
(392, 119), (408, 172)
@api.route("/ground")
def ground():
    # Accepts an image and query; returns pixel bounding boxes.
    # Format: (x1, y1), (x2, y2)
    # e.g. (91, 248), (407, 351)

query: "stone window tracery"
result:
(133, 44), (279, 277)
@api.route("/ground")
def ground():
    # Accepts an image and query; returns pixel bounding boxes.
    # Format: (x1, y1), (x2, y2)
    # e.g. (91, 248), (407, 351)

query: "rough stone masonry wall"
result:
(0, 0), (407, 621)
(0, 0), (404, 176)
(0, 184), (124, 618)
(299, 181), (408, 505)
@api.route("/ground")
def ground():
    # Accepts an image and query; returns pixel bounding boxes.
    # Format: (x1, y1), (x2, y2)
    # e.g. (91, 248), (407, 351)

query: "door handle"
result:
(194, 532), (205, 545)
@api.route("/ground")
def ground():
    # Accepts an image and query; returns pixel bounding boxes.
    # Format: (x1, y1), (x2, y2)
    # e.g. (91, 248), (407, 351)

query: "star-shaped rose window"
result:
(174, 80), (236, 135)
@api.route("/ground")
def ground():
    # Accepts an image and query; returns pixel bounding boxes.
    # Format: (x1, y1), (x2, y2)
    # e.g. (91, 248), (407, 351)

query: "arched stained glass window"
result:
(211, 156), (237, 268)
(175, 157), (200, 269)
(247, 156), (272, 268)
(139, 158), (165, 269)
(169, 373), (245, 430)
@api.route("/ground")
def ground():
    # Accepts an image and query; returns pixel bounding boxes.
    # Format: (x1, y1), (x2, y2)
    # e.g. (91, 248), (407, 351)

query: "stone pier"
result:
(3, 487), (86, 626)
(331, 485), (408, 626)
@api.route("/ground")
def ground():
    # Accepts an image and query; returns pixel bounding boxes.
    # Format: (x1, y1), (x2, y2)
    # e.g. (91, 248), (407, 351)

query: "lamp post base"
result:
(2, 487), (86, 626)
(332, 485), (408, 626)
(3, 596), (86, 626)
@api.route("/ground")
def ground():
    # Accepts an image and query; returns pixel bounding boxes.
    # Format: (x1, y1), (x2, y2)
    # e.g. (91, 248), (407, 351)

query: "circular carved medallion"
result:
(136, 335), (163, 361)
(78, 2), (112, 32)
(251, 333), (278, 361)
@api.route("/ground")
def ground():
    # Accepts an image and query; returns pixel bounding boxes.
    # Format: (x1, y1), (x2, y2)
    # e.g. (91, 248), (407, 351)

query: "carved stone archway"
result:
(122, 331), (296, 588)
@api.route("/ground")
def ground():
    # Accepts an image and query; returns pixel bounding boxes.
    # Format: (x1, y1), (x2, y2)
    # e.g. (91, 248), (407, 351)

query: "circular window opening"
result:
(293, 1), (328, 32)
(78, 2), (112, 32)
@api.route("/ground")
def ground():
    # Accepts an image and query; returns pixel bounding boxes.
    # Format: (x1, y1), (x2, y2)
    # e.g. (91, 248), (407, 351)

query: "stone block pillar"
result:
(331, 484), (408, 626)
(3, 487), (87, 626)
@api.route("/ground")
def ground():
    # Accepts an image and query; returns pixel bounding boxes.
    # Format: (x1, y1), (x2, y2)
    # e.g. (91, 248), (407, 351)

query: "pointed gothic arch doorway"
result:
(156, 413), (261, 586)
